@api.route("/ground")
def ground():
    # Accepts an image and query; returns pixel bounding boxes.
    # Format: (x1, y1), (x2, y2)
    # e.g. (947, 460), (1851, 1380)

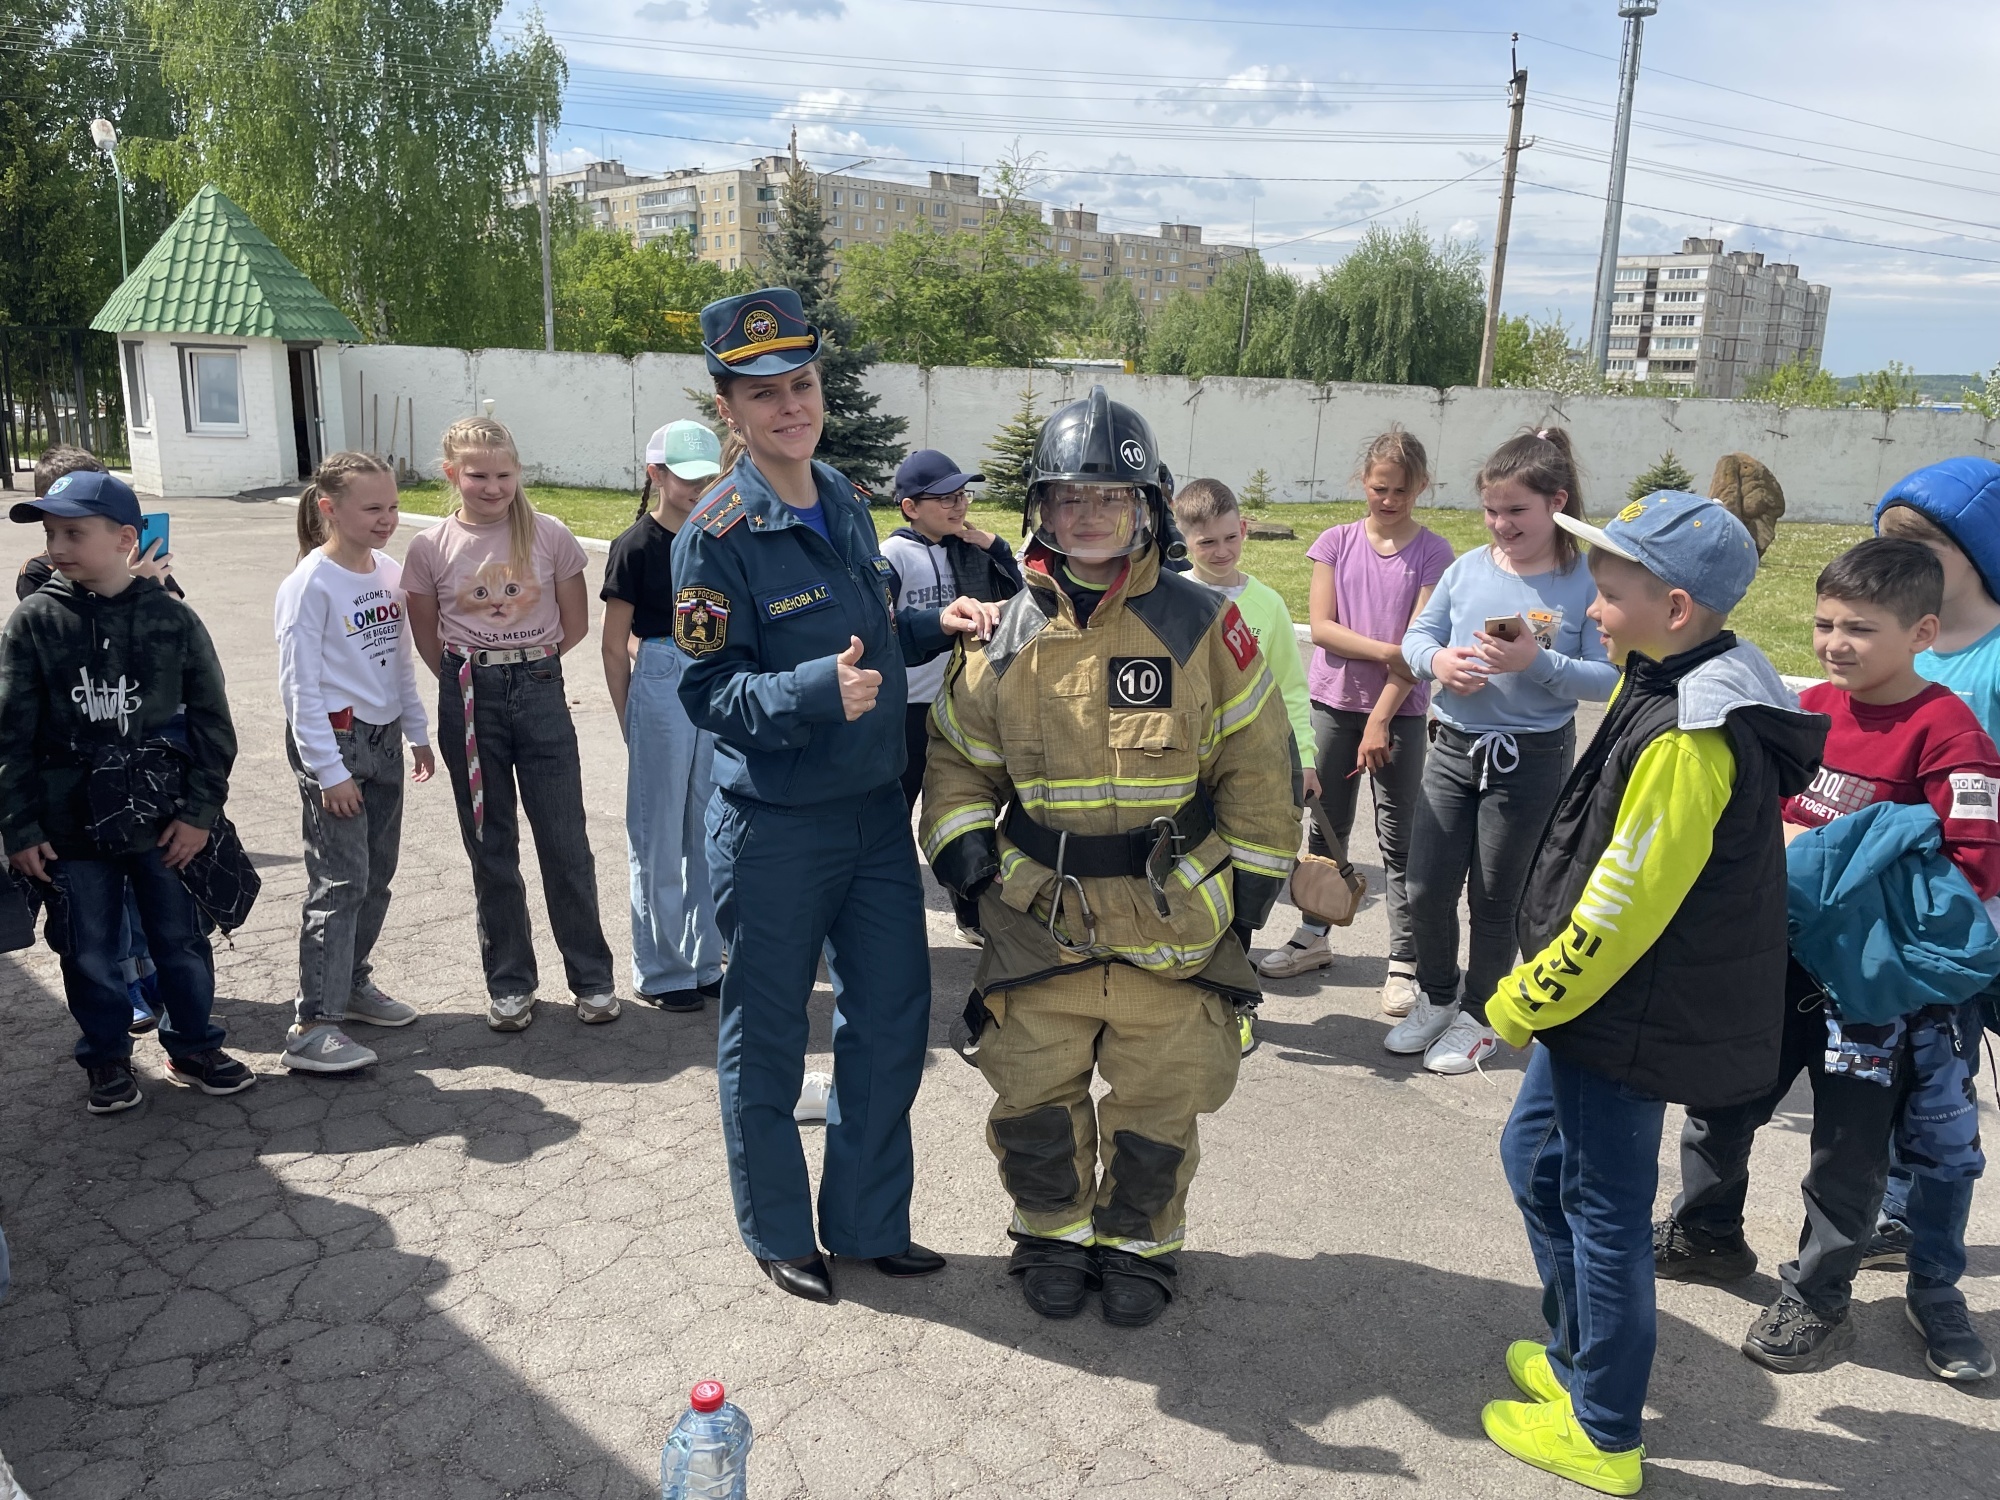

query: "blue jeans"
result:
(1501, 1045), (1666, 1453)
(51, 846), (225, 1069)
(626, 639), (723, 996)
(1879, 993), (1988, 1287)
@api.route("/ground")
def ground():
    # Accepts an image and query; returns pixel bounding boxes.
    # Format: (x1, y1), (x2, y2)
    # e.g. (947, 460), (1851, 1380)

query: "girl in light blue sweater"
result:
(1392, 428), (1619, 1075)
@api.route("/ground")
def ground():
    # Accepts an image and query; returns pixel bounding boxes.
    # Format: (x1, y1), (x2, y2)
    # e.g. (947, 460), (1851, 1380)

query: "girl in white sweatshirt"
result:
(273, 452), (434, 1073)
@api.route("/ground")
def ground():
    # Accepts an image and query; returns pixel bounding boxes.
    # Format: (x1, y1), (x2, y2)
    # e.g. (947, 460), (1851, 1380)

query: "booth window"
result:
(122, 342), (151, 430)
(179, 346), (245, 434)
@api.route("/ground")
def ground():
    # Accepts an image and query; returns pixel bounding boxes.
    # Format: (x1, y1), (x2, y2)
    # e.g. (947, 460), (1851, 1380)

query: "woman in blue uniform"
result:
(673, 287), (998, 1303)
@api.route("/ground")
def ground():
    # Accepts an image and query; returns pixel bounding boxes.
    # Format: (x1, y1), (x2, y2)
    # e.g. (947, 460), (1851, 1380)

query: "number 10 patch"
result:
(1109, 657), (1172, 708)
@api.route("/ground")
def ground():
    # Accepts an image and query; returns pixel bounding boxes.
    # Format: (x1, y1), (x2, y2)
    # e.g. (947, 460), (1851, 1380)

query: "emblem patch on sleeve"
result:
(1950, 771), (1999, 822)
(1109, 656), (1172, 708)
(674, 586), (731, 656)
(1219, 604), (1259, 670)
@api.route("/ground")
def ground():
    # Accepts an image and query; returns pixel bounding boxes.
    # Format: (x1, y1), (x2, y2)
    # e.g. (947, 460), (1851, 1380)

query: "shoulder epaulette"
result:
(1127, 568), (1226, 666)
(693, 483), (745, 537)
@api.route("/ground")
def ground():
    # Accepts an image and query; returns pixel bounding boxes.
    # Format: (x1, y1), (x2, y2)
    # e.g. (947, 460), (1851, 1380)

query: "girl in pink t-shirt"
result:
(1259, 428), (1452, 1018)
(402, 417), (618, 1033)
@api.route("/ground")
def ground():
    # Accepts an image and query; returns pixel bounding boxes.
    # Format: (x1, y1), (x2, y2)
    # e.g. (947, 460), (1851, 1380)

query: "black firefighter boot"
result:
(1097, 1248), (1177, 1328)
(1007, 1236), (1099, 1319)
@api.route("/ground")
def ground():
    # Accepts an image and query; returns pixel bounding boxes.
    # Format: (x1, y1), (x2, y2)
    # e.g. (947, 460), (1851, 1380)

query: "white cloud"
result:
(1156, 65), (1341, 126)
(634, 0), (841, 25)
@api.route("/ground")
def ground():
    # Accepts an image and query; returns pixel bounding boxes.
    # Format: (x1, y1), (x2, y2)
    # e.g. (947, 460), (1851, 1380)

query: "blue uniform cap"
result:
(11, 469), (142, 530)
(1554, 490), (1759, 616)
(700, 287), (821, 378)
(894, 449), (984, 500)
(1874, 457), (2000, 604)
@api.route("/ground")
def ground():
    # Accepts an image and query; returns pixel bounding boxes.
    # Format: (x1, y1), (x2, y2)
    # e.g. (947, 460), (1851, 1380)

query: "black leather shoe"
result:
(1007, 1237), (1097, 1319)
(1098, 1248), (1176, 1329)
(872, 1243), (947, 1278)
(757, 1253), (835, 1303)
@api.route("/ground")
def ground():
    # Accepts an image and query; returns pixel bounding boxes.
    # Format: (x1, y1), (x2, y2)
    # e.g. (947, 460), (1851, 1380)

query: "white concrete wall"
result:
(330, 343), (2000, 522)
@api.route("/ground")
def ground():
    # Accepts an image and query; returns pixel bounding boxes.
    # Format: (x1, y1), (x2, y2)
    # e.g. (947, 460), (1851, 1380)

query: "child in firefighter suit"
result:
(920, 386), (1299, 1328)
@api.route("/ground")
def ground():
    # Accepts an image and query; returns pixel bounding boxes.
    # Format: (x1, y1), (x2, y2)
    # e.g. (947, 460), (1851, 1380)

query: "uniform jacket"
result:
(0, 574), (236, 858)
(1491, 634), (1827, 1108)
(920, 541), (1300, 1004)
(671, 456), (951, 807)
(1785, 799), (2000, 1025)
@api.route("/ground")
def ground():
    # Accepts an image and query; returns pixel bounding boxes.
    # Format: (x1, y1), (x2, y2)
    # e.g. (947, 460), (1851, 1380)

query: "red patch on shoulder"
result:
(1220, 603), (1259, 669)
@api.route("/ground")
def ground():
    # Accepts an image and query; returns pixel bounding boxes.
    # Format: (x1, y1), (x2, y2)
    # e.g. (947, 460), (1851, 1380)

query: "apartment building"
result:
(566, 158), (1250, 300)
(1603, 237), (1831, 398)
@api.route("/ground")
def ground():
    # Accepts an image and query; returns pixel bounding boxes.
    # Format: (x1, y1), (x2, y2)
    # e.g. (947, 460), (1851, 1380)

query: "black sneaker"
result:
(164, 1049), (258, 1096)
(85, 1063), (142, 1115)
(1860, 1218), (1914, 1271)
(639, 987), (706, 1013)
(1654, 1216), (1758, 1282)
(1742, 1295), (1856, 1373)
(1907, 1286), (1996, 1382)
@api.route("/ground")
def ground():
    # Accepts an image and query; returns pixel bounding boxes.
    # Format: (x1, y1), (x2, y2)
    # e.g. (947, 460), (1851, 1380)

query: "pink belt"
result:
(445, 644), (559, 839)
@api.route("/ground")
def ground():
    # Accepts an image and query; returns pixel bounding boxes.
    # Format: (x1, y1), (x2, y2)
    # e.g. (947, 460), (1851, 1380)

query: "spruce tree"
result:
(1628, 449), (1697, 502)
(763, 163), (907, 493)
(984, 382), (1045, 511)
(1240, 466), (1274, 510)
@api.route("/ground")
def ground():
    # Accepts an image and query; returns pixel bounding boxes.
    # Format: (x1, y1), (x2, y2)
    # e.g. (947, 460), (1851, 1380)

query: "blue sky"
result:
(510, 0), (2000, 376)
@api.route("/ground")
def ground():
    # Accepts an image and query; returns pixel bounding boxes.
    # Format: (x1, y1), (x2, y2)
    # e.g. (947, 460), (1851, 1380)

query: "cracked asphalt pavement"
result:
(1, 499), (1995, 1498)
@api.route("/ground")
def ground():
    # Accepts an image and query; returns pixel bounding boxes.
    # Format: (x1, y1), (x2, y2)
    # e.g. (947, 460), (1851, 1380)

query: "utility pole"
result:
(1236, 199), (1257, 363)
(1587, 1), (1659, 375)
(789, 126), (799, 174)
(1477, 45), (1530, 388)
(537, 114), (555, 354)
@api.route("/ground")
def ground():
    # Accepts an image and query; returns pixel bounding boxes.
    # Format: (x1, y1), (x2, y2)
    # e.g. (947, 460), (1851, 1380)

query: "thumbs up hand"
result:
(836, 636), (881, 721)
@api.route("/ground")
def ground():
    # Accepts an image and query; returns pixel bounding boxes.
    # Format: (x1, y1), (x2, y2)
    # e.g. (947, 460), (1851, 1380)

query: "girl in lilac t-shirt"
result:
(1259, 429), (1453, 1018)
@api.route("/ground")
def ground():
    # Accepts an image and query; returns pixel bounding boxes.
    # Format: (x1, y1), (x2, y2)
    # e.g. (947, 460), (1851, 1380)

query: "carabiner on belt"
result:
(1046, 830), (1098, 954)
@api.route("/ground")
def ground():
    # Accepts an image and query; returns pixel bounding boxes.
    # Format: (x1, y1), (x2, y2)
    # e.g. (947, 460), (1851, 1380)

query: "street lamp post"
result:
(1586, 1), (1659, 377)
(90, 117), (127, 280)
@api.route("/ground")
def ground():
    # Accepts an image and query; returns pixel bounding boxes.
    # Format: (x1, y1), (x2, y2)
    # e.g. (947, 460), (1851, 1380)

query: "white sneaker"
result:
(486, 993), (536, 1032)
(1384, 997), (1458, 1055)
(1381, 970), (1420, 1018)
(1424, 1013), (1499, 1075)
(575, 991), (622, 1025)
(283, 1023), (378, 1073)
(795, 1070), (833, 1123)
(1258, 928), (1332, 978)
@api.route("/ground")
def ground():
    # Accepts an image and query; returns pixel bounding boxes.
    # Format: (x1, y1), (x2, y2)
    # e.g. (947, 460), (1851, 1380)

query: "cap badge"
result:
(742, 308), (779, 343)
(1617, 501), (1646, 522)
(48, 474), (73, 495)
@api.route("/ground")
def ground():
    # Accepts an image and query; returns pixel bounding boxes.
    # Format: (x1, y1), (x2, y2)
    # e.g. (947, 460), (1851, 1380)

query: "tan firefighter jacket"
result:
(920, 542), (1300, 1004)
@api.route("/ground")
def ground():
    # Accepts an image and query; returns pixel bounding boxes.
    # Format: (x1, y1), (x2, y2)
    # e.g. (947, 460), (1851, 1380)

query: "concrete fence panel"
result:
(632, 353), (716, 475)
(469, 349), (637, 489)
(337, 344), (473, 479)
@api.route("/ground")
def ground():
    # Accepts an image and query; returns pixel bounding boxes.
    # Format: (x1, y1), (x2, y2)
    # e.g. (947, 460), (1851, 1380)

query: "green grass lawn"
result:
(405, 482), (1854, 677)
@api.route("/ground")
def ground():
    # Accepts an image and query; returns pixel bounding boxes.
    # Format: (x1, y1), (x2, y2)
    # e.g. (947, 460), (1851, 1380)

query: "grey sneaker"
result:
(346, 984), (419, 1028)
(575, 991), (622, 1025)
(283, 1023), (378, 1073)
(486, 993), (536, 1032)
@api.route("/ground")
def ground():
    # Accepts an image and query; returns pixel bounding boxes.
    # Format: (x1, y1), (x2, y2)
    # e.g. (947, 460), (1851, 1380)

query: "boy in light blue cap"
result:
(1476, 491), (1826, 1494)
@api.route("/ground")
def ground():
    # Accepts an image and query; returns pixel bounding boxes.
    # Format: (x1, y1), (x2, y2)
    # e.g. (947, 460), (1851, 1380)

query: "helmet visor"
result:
(1028, 481), (1155, 563)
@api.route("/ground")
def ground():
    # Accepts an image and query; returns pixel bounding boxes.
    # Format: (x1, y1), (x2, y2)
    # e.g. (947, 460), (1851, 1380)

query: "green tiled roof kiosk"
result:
(92, 185), (362, 497)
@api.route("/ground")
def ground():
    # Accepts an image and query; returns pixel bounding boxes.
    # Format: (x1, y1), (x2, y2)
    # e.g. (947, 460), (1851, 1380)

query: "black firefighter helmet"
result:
(1023, 385), (1178, 563)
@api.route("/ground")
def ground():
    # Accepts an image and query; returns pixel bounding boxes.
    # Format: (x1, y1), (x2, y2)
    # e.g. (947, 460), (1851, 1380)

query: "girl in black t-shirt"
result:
(599, 420), (729, 1009)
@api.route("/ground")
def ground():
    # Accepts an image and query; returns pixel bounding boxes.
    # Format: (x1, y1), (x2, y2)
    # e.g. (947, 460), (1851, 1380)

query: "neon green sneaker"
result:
(1482, 1397), (1643, 1496)
(1238, 1014), (1258, 1056)
(1505, 1339), (1568, 1405)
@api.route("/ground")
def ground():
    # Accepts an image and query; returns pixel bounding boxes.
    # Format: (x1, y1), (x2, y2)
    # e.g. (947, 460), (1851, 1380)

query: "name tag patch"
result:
(1950, 771), (1998, 822)
(760, 581), (835, 621)
(1110, 656), (1173, 708)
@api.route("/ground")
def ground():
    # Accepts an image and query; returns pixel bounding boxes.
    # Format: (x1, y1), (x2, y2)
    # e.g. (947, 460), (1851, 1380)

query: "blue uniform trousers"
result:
(626, 639), (724, 998)
(706, 782), (932, 1262)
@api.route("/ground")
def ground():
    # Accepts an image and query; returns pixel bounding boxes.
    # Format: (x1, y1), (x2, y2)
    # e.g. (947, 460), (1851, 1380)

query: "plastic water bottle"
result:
(661, 1380), (752, 1500)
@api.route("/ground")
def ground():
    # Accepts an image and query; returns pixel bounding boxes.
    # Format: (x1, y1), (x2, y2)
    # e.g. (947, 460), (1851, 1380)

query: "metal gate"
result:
(1, 326), (129, 489)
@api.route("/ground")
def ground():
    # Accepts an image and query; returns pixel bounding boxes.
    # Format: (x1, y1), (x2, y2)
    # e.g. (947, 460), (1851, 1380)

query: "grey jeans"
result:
(1406, 720), (1575, 1023)
(1306, 704), (1428, 964)
(437, 655), (615, 1000)
(288, 717), (407, 1025)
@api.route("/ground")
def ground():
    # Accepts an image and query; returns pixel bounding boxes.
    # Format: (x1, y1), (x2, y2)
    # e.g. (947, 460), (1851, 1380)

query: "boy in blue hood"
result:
(1866, 456), (2000, 1382)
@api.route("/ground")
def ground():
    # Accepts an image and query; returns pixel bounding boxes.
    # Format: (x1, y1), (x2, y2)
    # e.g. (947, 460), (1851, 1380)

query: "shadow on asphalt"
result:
(0, 956), (646, 1500)
(838, 1249), (2000, 1495)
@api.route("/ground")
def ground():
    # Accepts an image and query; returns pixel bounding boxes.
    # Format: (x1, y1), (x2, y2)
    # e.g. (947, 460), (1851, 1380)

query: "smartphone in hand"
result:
(1482, 614), (1523, 642)
(136, 512), (170, 561)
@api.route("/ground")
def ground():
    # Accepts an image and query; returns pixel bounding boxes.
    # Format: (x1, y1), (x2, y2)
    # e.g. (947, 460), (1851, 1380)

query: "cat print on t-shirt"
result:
(458, 559), (544, 633)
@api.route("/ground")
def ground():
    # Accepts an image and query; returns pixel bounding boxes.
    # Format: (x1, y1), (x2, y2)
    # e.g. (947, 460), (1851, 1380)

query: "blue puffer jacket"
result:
(1874, 457), (2000, 601)
(1787, 799), (2000, 1024)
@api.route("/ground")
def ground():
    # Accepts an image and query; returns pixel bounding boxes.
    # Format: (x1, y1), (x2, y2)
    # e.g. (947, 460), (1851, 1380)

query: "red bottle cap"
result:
(690, 1381), (726, 1413)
